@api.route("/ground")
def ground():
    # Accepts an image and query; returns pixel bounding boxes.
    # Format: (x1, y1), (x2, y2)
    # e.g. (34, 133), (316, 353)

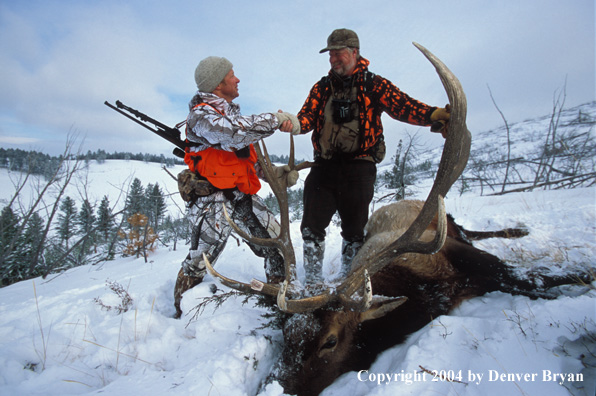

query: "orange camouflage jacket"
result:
(184, 102), (262, 195)
(297, 57), (437, 160)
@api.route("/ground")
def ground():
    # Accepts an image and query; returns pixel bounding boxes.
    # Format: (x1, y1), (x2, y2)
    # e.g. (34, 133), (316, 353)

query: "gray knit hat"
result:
(319, 28), (360, 53)
(194, 56), (233, 93)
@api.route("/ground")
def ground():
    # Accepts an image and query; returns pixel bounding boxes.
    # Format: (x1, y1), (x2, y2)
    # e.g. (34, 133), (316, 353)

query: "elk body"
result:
(203, 43), (589, 396)
(271, 200), (582, 396)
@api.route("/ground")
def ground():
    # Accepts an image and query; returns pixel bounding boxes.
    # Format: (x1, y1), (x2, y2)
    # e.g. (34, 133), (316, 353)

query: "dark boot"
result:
(173, 267), (203, 319)
(303, 238), (325, 286)
(340, 239), (364, 277)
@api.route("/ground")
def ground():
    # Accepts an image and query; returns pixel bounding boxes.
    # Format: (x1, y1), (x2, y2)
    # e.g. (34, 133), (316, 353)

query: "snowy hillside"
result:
(0, 159), (188, 215)
(385, 101), (596, 199)
(0, 107), (595, 396)
(468, 101), (596, 163)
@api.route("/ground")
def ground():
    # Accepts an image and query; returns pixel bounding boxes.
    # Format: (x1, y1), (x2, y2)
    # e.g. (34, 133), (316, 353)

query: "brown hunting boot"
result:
(173, 267), (203, 319)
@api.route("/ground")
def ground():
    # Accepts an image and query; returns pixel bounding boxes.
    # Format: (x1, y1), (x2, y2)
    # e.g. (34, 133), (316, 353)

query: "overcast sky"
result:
(0, 0), (594, 161)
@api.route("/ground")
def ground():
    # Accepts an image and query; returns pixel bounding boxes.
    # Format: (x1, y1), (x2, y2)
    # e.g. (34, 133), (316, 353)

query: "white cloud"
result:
(0, 0), (593, 157)
(0, 136), (40, 145)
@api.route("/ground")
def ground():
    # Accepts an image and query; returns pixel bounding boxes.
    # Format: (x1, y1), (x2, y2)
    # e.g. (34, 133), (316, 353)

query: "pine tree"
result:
(144, 183), (155, 226)
(57, 196), (77, 249)
(96, 149), (107, 164)
(96, 195), (114, 242)
(0, 206), (24, 285)
(378, 136), (421, 201)
(22, 212), (45, 278)
(78, 199), (96, 235)
(77, 199), (96, 257)
(145, 183), (166, 232)
(0, 206), (20, 257)
(0, 207), (44, 284)
(125, 178), (145, 219)
(388, 140), (404, 190)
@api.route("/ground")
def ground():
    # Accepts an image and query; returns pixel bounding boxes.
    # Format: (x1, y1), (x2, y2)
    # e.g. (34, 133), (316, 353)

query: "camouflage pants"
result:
(181, 189), (284, 282)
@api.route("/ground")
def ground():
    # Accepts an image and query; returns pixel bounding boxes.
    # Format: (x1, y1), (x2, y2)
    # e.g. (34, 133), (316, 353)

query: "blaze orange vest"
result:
(184, 103), (261, 195)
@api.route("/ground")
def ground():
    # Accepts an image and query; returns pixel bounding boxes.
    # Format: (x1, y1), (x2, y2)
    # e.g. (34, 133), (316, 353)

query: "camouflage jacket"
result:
(185, 92), (278, 153)
(297, 57), (437, 160)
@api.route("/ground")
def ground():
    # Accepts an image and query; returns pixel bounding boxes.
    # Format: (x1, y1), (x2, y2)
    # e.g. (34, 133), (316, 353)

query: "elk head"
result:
(205, 42), (472, 396)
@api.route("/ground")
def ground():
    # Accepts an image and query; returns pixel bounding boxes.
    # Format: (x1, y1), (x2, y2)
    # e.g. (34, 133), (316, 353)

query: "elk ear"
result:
(360, 296), (408, 322)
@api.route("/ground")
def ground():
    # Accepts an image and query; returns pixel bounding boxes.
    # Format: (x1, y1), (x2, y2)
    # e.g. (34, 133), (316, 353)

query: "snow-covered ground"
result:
(0, 154), (594, 396)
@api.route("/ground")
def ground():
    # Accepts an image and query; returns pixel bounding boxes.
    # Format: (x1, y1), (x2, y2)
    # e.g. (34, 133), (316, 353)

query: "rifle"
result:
(104, 100), (186, 159)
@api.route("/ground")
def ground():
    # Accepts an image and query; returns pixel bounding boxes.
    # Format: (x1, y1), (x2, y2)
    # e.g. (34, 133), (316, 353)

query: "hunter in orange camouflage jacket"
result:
(297, 57), (438, 161)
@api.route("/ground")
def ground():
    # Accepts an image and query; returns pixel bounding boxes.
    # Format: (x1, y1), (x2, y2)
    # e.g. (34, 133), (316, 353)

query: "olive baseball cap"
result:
(319, 28), (360, 53)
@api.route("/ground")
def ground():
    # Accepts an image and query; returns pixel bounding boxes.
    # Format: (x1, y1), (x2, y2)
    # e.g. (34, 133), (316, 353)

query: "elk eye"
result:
(321, 336), (338, 350)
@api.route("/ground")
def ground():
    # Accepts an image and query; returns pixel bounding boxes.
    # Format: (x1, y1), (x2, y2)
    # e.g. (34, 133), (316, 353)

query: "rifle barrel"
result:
(104, 100), (186, 157)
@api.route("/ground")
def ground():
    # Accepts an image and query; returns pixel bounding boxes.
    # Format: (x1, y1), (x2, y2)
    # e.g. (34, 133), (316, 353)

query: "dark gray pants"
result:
(301, 159), (376, 281)
(301, 159), (376, 242)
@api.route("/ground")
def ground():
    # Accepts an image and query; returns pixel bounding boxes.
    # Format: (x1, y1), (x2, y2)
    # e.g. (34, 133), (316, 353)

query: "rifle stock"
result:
(104, 100), (186, 159)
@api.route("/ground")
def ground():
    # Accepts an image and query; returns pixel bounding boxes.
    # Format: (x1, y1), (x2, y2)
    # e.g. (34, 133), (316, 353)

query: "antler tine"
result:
(336, 43), (471, 304)
(205, 246), (333, 314)
(257, 140), (287, 194)
(295, 161), (315, 171)
(203, 253), (281, 296)
(277, 283), (335, 313)
(221, 202), (280, 248)
(288, 134), (296, 169)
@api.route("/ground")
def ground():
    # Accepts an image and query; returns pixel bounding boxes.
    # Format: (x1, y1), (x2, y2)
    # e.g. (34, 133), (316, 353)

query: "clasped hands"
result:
(275, 110), (301, 135)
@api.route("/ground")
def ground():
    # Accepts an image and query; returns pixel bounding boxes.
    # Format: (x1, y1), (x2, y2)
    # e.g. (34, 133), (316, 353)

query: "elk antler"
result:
(205, 135), (318, 309)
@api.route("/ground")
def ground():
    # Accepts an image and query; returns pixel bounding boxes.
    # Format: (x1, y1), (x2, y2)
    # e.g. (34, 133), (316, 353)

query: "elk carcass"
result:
(203, 43), (589, 396)
(267, 199), (586, 396)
